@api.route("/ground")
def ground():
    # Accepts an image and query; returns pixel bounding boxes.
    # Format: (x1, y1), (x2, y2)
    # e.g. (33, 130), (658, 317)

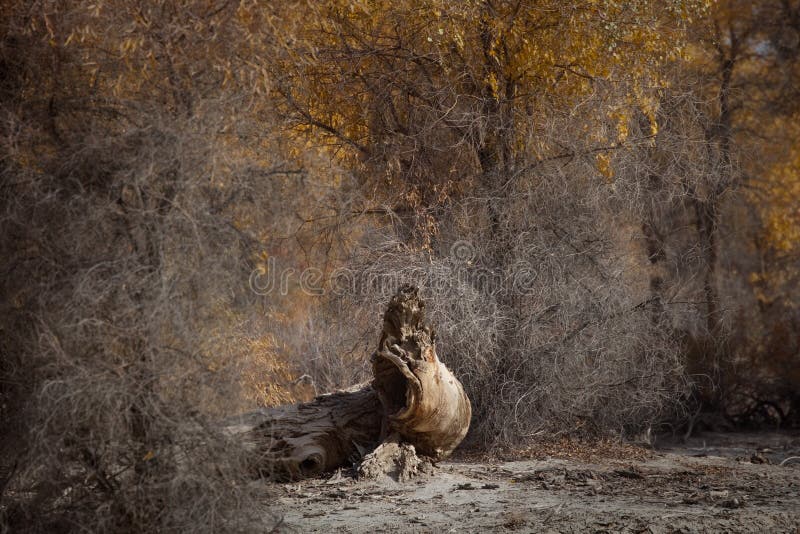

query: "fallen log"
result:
(242, 285), (471, 480)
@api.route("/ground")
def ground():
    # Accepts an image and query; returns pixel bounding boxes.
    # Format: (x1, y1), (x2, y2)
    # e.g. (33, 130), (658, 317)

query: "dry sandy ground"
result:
(272, 432), (800, 533)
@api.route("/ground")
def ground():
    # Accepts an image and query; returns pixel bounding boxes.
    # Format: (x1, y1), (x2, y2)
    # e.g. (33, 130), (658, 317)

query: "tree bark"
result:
(236, 285), (472, 480)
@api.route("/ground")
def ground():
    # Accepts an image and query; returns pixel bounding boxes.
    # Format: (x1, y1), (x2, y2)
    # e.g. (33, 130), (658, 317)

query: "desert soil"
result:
(272, 431), (800, 533)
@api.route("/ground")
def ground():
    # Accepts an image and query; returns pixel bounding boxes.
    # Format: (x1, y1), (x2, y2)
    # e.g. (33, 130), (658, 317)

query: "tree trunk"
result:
(240, 386), (383, 480)
(235, 285), (471, 480)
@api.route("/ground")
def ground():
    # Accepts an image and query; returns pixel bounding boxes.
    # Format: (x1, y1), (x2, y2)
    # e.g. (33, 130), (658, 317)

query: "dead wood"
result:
(357, 433), (435, 482)
(242, 285), (471, 480)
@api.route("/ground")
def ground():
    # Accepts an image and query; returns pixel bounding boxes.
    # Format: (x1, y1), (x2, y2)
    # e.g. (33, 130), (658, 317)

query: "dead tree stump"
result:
(241, 285), (471, 480)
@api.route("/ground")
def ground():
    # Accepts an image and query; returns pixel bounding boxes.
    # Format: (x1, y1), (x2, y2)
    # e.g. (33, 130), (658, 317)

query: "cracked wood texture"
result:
(242, 285), (471, 480)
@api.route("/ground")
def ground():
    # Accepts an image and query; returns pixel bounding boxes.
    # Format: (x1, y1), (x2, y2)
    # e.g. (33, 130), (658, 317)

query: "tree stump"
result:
(242, 285), (472, 480)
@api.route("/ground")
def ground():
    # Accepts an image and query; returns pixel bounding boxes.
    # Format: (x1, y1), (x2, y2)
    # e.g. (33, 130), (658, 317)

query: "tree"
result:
(256, 1), (705, 233)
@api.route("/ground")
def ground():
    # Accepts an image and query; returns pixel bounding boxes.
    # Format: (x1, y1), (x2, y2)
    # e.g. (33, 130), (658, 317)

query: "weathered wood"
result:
(357, 433), (434, 482)
(245, 285), (471, 480)
(372, 285), (472, 459)
(237, 385), (381, 480)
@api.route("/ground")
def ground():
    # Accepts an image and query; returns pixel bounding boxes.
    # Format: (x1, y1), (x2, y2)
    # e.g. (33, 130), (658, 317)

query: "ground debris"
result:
(682, 488), (747, 509)
(277, 432), (800, 533)
(452, 482), (501, 491)
(357, 434), (435, 482)
(613, 467), (645, 479)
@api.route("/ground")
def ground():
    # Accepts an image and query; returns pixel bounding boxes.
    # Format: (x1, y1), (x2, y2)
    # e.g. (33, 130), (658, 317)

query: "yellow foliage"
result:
(760, 150), (800, 253)
(239, 334), (298, 407)
(596, 152), (614, 180)
(243, 0), (710, 214)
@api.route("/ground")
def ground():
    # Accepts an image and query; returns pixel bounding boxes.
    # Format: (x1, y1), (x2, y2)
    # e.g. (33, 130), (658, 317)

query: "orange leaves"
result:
(263, 0), (702, 159)
(239, 332), (298, 407)
(759, 149), (800, 253)
(595, 152), (615, 180)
